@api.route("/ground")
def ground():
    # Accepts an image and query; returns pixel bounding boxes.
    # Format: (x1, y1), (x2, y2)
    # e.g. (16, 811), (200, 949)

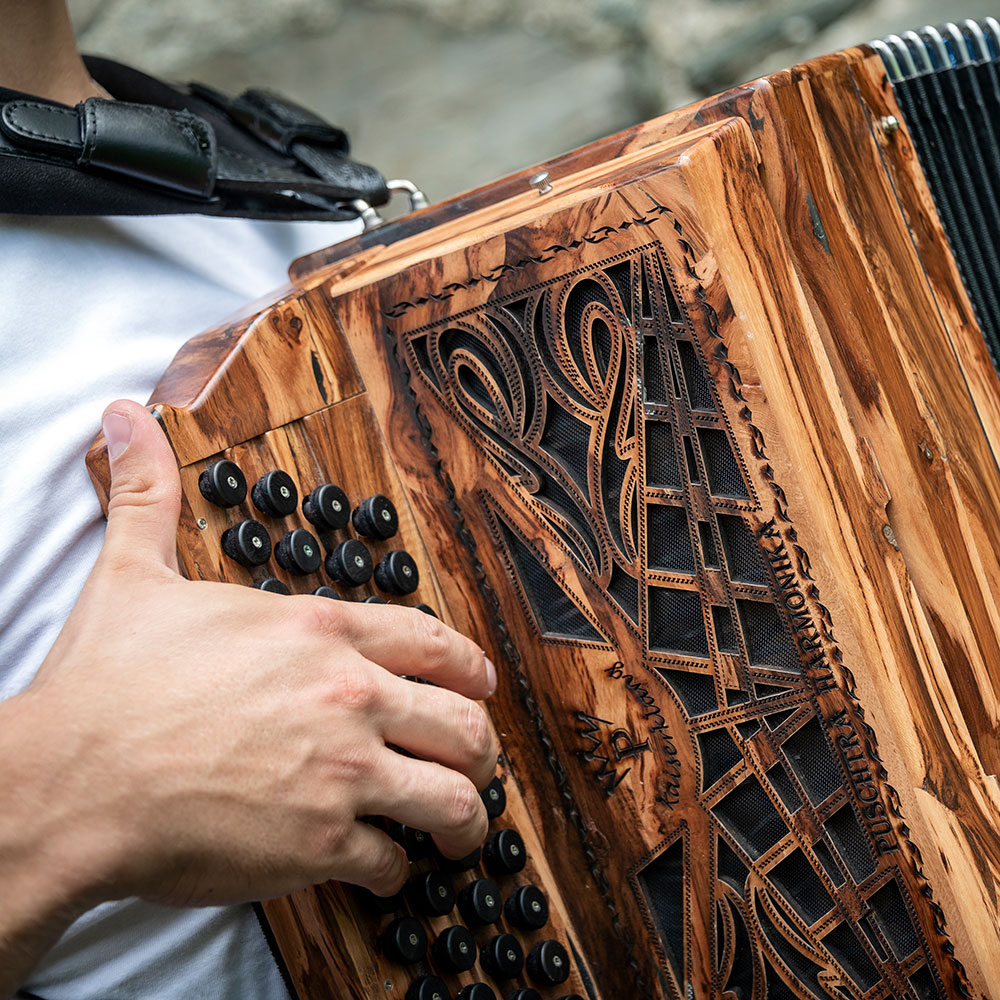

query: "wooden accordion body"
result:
(90, 40), (1000, 1000)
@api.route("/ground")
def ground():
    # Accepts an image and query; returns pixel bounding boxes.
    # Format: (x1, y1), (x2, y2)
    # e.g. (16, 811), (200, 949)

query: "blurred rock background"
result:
(69, 0), (998, 203)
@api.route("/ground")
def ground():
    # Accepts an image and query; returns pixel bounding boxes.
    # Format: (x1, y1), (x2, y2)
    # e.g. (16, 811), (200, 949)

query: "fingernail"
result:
(103, 412), (132, 461)
(484, 656), (497, 696)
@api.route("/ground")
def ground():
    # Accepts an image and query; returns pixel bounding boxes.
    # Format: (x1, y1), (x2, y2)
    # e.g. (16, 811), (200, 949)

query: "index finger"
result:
(325, 602), (497, 700)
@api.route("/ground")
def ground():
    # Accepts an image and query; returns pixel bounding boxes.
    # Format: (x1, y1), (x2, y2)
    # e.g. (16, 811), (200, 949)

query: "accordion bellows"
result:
(90, 26), (1000, 1000)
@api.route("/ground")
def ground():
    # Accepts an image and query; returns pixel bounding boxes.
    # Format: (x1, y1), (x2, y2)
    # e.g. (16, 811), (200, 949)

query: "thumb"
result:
(101, 400), (182, 573)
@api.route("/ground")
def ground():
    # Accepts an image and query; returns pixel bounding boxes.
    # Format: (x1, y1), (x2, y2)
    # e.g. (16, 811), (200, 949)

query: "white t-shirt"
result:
(0, 212), (358, 999)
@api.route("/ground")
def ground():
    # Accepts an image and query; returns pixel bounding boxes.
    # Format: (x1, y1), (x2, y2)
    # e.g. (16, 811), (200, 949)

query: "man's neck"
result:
(0, 0), (105, 104)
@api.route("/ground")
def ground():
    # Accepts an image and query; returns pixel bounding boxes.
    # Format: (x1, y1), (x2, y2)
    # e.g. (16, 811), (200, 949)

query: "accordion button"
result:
(303, 482), (350, 531)
(311, 585), (340, 599)
(480, 933), (523, 979)
(526, 940), (570, 986)
(405, 976), (450, 1000)
(432, 924), (477, 972)
(380, 916), (427, 964)
(482, 829), (526, 877)
(505, 991), (541, 1000)
(374, 550), (420, 595)
(366, 595), (389, 604)
(504, 885), (548, 931)
(411, 870), (455, 916)
(481, 777), (506, 819)
(325, 538), (373, 586)
(457, 877), (502, 926)
(392, 824), (432, 860)
(221, 519), (271, 568)
(251, 470), (298, 518)
(275, 529), (322, 576)
(353, 494), (399, 539)
(199, 460), (246, 508)
(253, 577), (289, 595)
(415, 603), (438, 617)
(455, 985), (496, 1000)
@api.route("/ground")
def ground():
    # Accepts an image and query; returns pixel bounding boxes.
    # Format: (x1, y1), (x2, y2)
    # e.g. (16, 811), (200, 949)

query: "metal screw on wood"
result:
(880, 115), (900, 135)
(197, 518), (207, 530)
(529, 171), (553, 195)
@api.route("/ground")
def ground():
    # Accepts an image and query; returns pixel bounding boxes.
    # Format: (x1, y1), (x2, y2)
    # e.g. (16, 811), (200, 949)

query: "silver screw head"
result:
(531, 900), (541, 913)
(227, 475), (238, 489)
(510, 843), (520, 856)
(553, 955), (563, 968)
(881, 114), (900, 135)
(252, 536), (263, 548)
(279, 485), (290, 498)
(332, 500), (342, 511)
(197, 517), (208, 530)
(354, 554), (365, 568)
(303, 544), (314, 557)
(408, 932), (418, 946)
(381, 508), (392, 521)
(529, 170), (553, 194)
(403, 565), (413, 576)
(485, 893), (495, 907)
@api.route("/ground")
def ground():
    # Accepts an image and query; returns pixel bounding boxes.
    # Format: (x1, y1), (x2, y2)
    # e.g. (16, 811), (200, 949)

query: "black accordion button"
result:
(480, 933), (523, 980)
(410, 870), (455, 917)
(274, 528), (322, 576)
(380, 916), (427, 964)
(251, 470), (298, 518)
(253, 577), (289, 594)
(482, 829), (526, 877)
(199, 460), (246, 508)
(221, 519), (271, 568)
(415, 603), (438, 617)
(353, 493), (399, 539)
(432, 925), (477, 972)
(505, 991), (541, 1000)
(504, 884), (548, 930)
(311, 585), (340, 599)
(365, 595), (388, 604)
(526, 940), (570, 986)
(325, 538), (373, 586)
(457, 877), (502, 926)
(374, 550), (419, 595)
(406, 977), (450, 1000)
(481, 776), (506, 819)
(392, 824), (432, 860)
(302, 482), (350, 531)
(456, 985), (496, 1000)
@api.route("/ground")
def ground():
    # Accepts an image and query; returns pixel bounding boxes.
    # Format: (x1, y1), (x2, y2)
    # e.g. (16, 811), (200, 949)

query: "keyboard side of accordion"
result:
(90, 45), (1000, 1000)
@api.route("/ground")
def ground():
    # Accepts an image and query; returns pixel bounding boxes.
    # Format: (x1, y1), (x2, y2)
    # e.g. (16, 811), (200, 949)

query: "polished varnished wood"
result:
(89, 46), (1000, 1000)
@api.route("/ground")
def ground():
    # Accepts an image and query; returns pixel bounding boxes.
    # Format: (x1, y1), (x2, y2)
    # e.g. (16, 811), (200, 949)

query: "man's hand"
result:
(0, 400), (497, 989)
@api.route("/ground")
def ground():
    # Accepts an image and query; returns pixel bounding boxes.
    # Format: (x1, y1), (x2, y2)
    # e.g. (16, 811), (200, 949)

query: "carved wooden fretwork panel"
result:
(392, 241), (951, 1000)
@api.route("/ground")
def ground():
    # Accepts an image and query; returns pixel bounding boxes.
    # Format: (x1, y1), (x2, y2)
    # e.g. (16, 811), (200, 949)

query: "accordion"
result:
(89, 20), (1000, 1000)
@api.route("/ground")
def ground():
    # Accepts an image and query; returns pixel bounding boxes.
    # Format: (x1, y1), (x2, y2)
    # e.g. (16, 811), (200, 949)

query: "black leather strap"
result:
(0, 57), (389, 221)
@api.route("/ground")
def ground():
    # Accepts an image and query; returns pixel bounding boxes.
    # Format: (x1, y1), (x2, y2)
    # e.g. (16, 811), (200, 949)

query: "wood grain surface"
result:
(87, 46), (1000, 1000)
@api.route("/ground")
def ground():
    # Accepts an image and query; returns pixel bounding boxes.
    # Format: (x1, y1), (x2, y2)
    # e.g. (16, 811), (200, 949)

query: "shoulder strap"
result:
(0, 56), (392, 222)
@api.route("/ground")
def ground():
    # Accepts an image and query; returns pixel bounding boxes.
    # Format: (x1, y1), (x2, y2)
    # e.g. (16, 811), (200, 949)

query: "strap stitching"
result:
(3, 102), (78, 148)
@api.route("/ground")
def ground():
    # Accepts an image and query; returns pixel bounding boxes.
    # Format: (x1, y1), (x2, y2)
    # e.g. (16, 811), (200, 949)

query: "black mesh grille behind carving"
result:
(821, 922), (880, 992)
(824, 805), (877, 883)
(647, 504), (694, 572)
(645, 421), (681, 488)
(497, 521), (603, 641)
(768, 848), (835, 925)
(636, 838), (686, 984)
(659, 668), (718, 716)
(697, 427), (749, 499)
(712, 776), (788, 860)
(781, 717), (845, 808)
(717, 513), (769, 585)
(648, 587), (709, 656)
(736, 599), (801, 671)
(677, 338), (716, 411)
(868, 876), (920, 962)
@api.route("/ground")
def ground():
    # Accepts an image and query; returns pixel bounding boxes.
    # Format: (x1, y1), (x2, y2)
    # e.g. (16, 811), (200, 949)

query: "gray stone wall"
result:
(69, 0), (998, 201)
